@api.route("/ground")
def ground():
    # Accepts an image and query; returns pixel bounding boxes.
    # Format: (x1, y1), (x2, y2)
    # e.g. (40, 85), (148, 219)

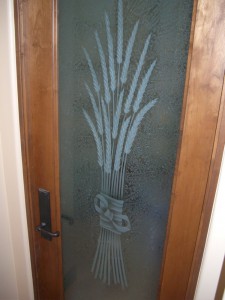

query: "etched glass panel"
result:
(59, 0), (193, 299)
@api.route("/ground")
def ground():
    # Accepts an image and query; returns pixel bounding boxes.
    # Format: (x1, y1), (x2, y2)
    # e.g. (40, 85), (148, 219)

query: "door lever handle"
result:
(36, 222), (60, 238)
(36, 188), (60, 241)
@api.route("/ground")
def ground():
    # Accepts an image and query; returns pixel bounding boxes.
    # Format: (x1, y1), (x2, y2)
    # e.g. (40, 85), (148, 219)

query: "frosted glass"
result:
(59, 0), (193, 299)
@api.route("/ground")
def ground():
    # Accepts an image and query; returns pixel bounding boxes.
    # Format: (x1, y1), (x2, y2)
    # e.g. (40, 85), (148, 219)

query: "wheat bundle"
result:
(83, 0), (157, 288)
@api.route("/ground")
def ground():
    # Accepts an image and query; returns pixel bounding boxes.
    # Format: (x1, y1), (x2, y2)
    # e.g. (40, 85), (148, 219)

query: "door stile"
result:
(186, 72), (225, 299)
(159, 0), (225, 299)
(14, 0), (64, 299)
(158, 0), (198, 295)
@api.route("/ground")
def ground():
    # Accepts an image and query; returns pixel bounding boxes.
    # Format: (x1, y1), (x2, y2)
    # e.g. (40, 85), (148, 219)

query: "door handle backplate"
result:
(35, 188), (60, 241)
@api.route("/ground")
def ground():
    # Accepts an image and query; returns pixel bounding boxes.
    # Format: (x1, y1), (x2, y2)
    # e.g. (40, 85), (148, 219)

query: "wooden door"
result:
(14, 0), (225, 299)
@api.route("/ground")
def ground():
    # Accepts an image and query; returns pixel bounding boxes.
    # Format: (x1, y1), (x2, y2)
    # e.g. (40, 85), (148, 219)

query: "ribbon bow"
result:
(94, 193), (131, 235)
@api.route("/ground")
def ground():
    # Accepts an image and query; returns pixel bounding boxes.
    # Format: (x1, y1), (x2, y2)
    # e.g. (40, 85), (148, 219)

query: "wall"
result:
(0, 0), (34, 299)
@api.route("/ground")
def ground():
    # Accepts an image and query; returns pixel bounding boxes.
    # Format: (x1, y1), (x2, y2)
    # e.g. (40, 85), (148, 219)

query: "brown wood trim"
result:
(52, 0), (64, 281)
(186, 73), (225, 299)
(14, 0), (38, 298)
(13, 0), (64, 299)
(158, 0), (198, 296)
(215, 257), (225, 300)
(159, 0), (225, 299)
(179, 0), (198, 135)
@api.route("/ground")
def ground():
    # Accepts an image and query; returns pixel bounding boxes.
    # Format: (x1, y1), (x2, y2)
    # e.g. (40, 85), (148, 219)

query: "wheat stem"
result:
(107, 230), (111, 285)
(118, 236), (128, 287)
(117, 0), (123, 65)
(112, 170), (116, 198)
(120, 154), (127, 198)
(113, 233), (119, 283)
(103, 230), (108, 283)
(113, 171), (117, 198)
(116, 234), (124, 288)
(83, 110), (103, 168)
(99, 228), (106, 279)
(111, 231), (117, 284)
(112, 91), (115, 131)
(116, 63), (121, 107)
(93, 228), (103, 277)
(101, 167), (104, 191)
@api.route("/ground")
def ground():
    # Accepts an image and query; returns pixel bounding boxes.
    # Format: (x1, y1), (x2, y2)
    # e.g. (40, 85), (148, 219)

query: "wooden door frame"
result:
(14, 1), (63, 299)
(14, 0), (225, 299)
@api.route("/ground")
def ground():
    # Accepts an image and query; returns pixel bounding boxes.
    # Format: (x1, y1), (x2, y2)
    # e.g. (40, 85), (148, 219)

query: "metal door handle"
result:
(36, 188), (60, 241)
(36, 222), (60, 238)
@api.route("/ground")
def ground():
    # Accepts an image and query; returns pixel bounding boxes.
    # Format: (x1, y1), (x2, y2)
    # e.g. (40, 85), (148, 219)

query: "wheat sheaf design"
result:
(83, 0), (158, 288)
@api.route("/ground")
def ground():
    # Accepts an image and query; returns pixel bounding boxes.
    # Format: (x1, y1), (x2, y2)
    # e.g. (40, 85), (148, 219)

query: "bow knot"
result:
(94, 193), (131, 235)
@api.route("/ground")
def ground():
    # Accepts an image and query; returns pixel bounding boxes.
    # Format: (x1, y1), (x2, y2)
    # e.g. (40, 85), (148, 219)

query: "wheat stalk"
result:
(124, 99), (158, 154)
(83, 48), (100, 94)
(117, 0), (123, 65)
(114, 116), (131, 171)
(85, 82), (103, 135)
(112, 89), (124, 139)
(101, 98), (112, 174)
(83, 109), (103, 167)
(120, 21), (139, 85)
(133, 59), (157, 113)
(95, 31), (111, 104)
(105, 12), (116, 92)
(124, 34), (152, 114)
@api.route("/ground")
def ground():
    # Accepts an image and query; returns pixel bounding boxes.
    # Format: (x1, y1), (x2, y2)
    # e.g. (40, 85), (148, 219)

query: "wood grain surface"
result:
(14, 0), (64, 299)
(186, 73), (225, 299)
(159, 0), (225, 299)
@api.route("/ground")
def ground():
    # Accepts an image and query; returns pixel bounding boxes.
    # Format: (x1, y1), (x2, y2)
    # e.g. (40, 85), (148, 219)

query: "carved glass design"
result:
(59, 0), (193, 299)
